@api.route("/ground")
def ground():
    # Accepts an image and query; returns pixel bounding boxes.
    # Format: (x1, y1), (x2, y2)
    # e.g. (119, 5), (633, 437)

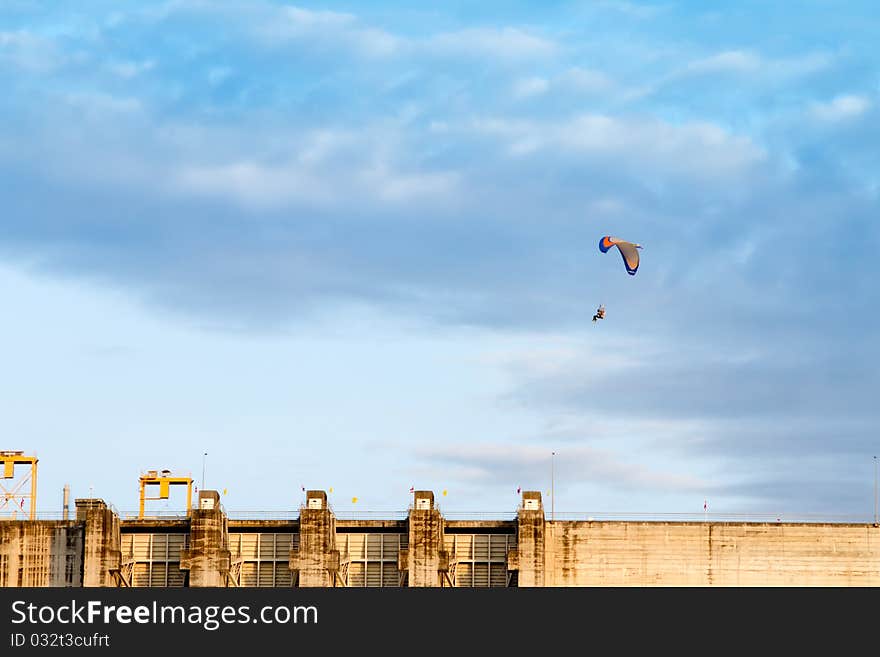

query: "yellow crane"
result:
(0, 451), (38, 520)
(138, 469), (193, 518)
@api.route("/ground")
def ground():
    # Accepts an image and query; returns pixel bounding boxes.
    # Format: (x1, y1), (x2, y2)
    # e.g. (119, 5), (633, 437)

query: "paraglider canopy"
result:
(599, 236), (642, 275)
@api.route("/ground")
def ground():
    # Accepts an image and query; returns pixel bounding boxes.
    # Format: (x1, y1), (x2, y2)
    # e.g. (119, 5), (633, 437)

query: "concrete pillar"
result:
(75, 498), (122, 587)
(407, 490), (444, 587)
(290, 490), (340, 587)
(179, 490), (230, 587)
(515, 491), (545, 587)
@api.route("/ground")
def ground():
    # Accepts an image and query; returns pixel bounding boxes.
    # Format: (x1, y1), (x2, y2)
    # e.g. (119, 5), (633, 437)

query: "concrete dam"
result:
(2, 487), (879, 587)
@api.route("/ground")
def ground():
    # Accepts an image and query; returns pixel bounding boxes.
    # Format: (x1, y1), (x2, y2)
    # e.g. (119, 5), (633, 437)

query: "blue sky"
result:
(1, 1), (878, 520)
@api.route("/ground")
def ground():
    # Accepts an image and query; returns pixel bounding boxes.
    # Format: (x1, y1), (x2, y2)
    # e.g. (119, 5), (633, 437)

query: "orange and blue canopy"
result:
(599, 236), (642, 275)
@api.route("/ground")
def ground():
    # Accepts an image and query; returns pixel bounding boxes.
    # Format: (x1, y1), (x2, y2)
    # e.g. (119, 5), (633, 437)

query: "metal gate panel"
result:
(382, 563), (398, 587)
(228, 533), (297, 588)
(445, 533), (515, 587)
(258, 534), (277, 560)
(490, 563), (508, 587)
(166, 565), (186, 587)
(124, 533), (186, 588)
(258, 565), (276, 587)
(367, 534), (382, 561)
(274, 534), (292, 556)
(150, 536), (167, 560)
(273, 567), (292, 587)
(132, 564), (150, 587)
(382, 534), (399, 553)
(235, 534), (259, 560)
(348, 562), (366, 587)
(489, 534), (509, 559)
(149, 563), (169, 587)
(167, 534), (186, 561)
(365, 562), (382, 587)
(346, 534), (366, 560)
(337, 533), (403, 587)
(473, 563), (490, 587)
(460, 535), (474, 559)
(240, 562), (258, 587)
(366, 534), (382, 560)
(130, 535), (151, 561)
(457, 562), (473, 587)
(473, 535), (490, 560)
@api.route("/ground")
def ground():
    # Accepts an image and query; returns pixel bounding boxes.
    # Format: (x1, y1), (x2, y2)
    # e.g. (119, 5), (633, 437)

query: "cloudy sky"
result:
(2, 1), (878, 521)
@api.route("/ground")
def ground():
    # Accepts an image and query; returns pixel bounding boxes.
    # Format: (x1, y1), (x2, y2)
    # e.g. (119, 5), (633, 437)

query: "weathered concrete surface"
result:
(4, 489), (879, 587)
(228, 520), (299, 531)
(336, 520), (408, 530)
(290, 491), (339, 586)
(179, 490), (230, 587)
(0, 521), (82, 586)
(76, 499), (122, 587)
(515, 492), (545, 587)
(407, 491), (444, 587)
(444, 520), (517, 530)
(537, 521), (880, 586)
(122, 519), (189, 530)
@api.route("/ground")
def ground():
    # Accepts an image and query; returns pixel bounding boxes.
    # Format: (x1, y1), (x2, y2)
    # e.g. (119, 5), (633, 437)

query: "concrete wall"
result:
(534, 521), (880, 586)
(3, 489), (879, 587)
(0, 521), (83, 587)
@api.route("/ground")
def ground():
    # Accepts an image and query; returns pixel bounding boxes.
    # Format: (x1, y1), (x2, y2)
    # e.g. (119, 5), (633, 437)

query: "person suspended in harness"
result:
(592, 304), (605, 322)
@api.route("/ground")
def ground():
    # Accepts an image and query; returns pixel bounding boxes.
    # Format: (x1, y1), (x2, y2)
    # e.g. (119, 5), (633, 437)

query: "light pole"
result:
(202, 452), (207, 491)
(551, 451), (555, 521)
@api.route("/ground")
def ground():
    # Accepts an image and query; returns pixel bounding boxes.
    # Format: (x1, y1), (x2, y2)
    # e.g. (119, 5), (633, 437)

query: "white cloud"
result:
(107, 59), (156, 79)
(358, 164), (459, 203)
(62, 92), (143, 115)
(512, 76), (550, 99)
(150, 3), (555, 63)
(295, 130), (359, 165)
(175, 161), (335, 208)
(662, 49), (833, 90)
(809, 94), (871, 122)
(284, 5), (357, 28)
(418, 442), (707, 492)
(512, 68), (614, 101)
(769, 51), (834, 78)
(0, 30), (62, 72)
(588, 197), (627, 215)
(686, 50), (761, 74)
(425, 27), (557, 60)
(595, 1), (669, 20)
(480, 335), (645, 378)
(558, 67), (614, 94)
(254, 5), (399, 57)
(469, 113), (765, 179)
(176, 157), (458, 209)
